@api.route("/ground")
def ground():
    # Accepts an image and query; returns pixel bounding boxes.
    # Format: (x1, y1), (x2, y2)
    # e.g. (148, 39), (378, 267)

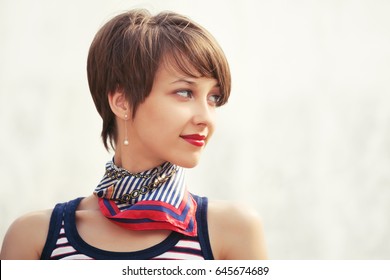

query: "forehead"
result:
(153, 58), (219, 88)
(157, 53), (221, 86)
(159, 54), (202, 78)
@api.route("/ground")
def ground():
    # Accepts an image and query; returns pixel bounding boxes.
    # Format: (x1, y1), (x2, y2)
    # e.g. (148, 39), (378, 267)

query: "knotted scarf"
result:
(93, 159), (198, 236)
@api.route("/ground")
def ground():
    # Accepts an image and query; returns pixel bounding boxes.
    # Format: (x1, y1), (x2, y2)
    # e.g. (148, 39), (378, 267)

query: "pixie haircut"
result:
(87, 9), (231, 150)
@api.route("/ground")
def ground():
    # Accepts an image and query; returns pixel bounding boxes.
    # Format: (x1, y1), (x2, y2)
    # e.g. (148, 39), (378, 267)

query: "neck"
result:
(114, 145), (165, 173)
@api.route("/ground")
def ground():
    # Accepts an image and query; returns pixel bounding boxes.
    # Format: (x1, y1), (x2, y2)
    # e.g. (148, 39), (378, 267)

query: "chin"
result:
(172, 156), (201, 169)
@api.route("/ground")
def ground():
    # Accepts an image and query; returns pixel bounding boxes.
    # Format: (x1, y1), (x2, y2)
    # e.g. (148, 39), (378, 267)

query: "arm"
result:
(208, 201), (267, 260)
(0, 210), (51, 260)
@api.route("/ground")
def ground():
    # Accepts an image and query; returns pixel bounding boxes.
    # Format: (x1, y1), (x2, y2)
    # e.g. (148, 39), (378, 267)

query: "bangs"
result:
(158, 26), (231, 106)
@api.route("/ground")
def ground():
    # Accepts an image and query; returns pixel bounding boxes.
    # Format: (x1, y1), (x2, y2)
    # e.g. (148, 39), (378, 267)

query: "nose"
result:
(191, 97), (215, 129)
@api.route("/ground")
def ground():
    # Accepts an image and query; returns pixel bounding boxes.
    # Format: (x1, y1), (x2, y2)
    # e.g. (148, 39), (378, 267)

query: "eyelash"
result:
(175, 90), (221, 106)
(176, 90), (193, 99)
(209, 94), (222, 105)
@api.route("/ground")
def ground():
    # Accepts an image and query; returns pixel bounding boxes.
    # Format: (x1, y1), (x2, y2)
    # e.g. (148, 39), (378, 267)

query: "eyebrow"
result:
(170, 78), (220, 87)
(170, 78), (195, 85)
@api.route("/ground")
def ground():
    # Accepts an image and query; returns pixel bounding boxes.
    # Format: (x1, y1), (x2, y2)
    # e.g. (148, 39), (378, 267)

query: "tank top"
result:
(40, 194), (214, 260)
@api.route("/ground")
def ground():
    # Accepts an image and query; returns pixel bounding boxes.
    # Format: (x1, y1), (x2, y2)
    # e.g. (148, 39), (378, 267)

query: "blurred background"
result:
(1, 0), (389, 259)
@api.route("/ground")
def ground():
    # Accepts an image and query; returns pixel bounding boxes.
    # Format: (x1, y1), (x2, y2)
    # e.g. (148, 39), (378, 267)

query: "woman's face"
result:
(126, 62), (221, 169)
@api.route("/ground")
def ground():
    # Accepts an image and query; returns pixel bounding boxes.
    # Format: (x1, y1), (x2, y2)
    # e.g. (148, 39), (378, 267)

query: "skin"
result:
(0, 61), (267, 260)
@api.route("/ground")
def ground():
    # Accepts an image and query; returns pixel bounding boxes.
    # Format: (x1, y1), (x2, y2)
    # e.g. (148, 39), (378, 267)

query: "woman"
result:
(1, 9), (267, 260)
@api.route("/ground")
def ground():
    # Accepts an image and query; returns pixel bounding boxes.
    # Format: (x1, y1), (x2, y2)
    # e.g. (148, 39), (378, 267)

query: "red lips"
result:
(180, 134), (206, 147)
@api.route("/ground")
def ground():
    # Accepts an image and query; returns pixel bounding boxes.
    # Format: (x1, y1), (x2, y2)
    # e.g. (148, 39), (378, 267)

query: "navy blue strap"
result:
(193, 194), (214, 260)
(40, 202), (67, 259)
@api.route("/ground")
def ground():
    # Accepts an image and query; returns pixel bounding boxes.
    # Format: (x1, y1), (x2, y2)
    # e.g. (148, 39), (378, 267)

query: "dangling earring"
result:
(123, 114), (129, 146)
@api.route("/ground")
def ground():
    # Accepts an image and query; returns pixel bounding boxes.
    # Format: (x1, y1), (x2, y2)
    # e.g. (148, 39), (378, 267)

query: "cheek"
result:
(137, 106), (187, 138)
(152, 104), (189, 126)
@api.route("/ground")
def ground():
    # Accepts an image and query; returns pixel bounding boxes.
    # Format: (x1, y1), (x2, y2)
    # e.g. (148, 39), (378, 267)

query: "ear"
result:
(108, 90), (130, 119)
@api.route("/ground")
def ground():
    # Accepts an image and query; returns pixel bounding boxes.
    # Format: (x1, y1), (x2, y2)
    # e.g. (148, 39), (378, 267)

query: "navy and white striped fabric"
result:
(40, 196), (214, 260)
(93, 160), (198, 236)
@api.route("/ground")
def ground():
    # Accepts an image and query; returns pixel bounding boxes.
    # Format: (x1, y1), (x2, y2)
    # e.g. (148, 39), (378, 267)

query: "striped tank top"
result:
(40, 194), (214, 260)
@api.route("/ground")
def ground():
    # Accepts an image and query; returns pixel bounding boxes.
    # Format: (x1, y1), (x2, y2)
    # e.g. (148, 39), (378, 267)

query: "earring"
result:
(123, 114), (129, 146)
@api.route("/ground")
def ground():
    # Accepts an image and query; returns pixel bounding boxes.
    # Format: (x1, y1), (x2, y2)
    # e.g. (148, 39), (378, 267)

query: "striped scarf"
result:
(93, 160), (198, 236)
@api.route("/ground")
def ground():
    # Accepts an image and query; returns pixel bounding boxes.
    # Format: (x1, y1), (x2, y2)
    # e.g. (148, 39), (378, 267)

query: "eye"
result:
(208, 94), (222, 106)
(175, 89), (193, 99)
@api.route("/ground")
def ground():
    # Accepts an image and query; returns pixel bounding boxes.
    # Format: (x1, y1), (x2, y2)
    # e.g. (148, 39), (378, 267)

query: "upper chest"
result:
(74, 197), (173, 252)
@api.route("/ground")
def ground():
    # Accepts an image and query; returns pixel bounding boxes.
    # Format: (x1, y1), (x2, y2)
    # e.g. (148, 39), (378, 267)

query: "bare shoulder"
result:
(207, 200), (267, 260)
(0, 209), (52, 260)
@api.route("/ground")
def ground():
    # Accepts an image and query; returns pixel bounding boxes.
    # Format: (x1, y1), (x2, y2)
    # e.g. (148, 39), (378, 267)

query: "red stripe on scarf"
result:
(97, 192), (198, 236)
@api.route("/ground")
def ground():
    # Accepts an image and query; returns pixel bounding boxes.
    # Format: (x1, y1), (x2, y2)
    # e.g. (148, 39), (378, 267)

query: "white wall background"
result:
(1, 0), (389, 259)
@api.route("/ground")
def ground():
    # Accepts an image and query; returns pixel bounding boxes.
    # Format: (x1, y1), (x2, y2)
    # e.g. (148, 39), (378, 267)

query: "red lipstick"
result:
(180, 134), (206, 147)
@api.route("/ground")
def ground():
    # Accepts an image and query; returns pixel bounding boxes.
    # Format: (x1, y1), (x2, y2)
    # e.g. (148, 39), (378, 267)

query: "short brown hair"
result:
(87, 9), (231, 150)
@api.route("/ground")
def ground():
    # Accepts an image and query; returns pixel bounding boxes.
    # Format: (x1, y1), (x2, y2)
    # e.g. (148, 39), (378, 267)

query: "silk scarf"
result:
(93, 159), (198, 236)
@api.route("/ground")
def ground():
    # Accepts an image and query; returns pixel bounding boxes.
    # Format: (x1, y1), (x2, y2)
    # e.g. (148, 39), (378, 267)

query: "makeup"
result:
(180, 134), (206, 147)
